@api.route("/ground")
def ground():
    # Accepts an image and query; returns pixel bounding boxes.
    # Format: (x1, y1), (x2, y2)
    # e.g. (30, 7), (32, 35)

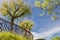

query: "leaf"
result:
(51, 16), (57, 20)
(48, 4), (54, 11)
(2, 1), (8, 8)
(48, 10), (52, 15)
(1, 10), (8, 16)
(35, 1), (41, 7)
(42, 1), (49, 9)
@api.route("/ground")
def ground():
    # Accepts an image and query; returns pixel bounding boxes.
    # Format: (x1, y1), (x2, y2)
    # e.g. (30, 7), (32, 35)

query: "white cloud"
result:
(32, 27), (60, 40)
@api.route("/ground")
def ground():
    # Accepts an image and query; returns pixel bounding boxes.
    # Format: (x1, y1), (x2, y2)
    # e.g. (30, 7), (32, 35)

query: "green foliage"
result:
(35, 0), (57, 9)
(0, 0), (31, 18)
(52, 36), (60, 40)
(0, 31), (27, 40)
(35, 1), (41, 8)
(51, 15), (57, 21)
(0, 1), (8, 16)
(35, 0), (59, 20)
(19, 20), (34, 31)
(0, 0), (31, 32)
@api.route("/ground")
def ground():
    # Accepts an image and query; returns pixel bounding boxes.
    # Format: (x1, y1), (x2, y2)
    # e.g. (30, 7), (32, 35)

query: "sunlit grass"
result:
(0, 31), (27, 40)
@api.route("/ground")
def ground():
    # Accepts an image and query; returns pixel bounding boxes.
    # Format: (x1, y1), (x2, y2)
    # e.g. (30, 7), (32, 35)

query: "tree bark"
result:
(24, 30), (27, 38)
(10, 17), (14, 32)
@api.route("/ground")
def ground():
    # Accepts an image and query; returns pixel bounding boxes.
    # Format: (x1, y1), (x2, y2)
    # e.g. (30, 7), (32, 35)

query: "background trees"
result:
(0, 0), (31, 32)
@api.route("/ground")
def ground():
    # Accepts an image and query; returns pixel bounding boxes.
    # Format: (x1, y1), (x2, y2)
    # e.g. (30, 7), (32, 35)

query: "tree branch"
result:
(15, 12), (25, 19)
(14, 6), (19, 15)
(7, 10), (12, 16)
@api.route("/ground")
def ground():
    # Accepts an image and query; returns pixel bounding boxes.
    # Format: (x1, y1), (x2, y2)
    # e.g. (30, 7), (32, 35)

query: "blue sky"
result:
(0, 0), (60, 40)
(24, 0), (60, 40)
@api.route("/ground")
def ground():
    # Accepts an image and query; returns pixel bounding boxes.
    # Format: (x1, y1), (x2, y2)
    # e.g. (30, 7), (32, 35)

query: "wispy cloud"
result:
(32, 27), (60, 40)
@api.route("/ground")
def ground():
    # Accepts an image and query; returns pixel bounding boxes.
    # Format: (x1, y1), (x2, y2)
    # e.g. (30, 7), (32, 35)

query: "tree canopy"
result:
(35, 0), (60, 20)
(0, 0), (31, 32)
(0, 0), (31, 17)
(19, 20), (34, 31)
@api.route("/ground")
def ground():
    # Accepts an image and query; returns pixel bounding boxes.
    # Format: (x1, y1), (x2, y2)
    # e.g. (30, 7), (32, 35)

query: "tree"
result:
(35, 0), (60, 20)
(19, 20), (34, 39)
(52, 36), (60, 40)
(0, 31), (27, 40)
(19, 20), (34, 31)
(0, 0), (31, 32)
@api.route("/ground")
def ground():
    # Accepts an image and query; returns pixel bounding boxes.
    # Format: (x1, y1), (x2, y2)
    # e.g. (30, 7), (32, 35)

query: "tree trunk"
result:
(10, 17), (14, 32)
(24, 30), (27, 38)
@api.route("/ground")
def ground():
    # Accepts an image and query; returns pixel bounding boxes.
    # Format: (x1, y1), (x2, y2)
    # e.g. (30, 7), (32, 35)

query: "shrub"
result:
(0, 31), (27, 40)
